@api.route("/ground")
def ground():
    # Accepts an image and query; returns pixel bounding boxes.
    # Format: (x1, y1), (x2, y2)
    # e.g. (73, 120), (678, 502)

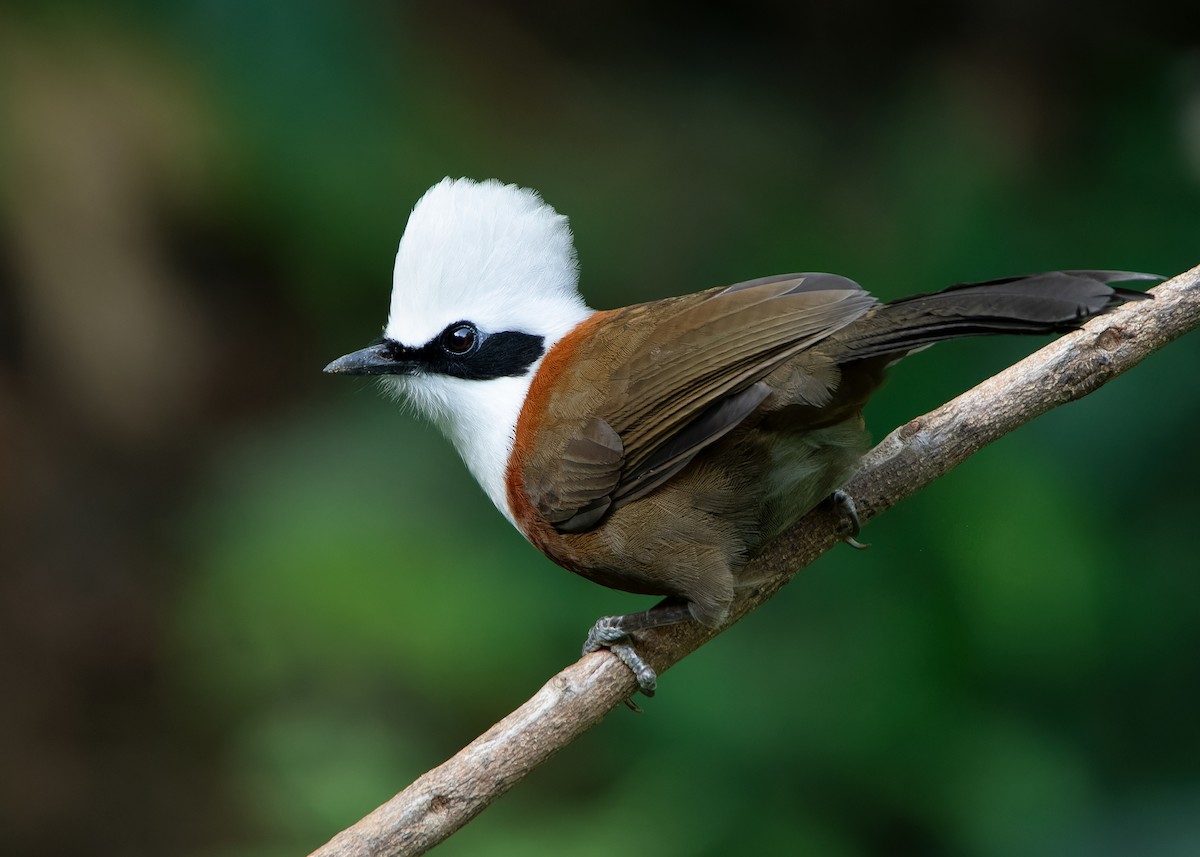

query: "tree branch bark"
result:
(311, 265), (1200, 857)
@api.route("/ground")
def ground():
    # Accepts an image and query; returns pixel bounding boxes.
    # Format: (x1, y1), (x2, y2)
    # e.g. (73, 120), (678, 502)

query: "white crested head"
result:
(385, 177), (589, 347)
(375, 178), (594, 525)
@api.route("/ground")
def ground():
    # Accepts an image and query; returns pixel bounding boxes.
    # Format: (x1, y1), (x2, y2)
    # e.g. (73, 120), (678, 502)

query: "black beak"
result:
(323, 343), (416, 376)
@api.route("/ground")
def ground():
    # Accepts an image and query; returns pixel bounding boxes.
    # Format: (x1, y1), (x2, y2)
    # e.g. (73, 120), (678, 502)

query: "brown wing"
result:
(529, 273), (878, 532)
(535, 417), (623, 533)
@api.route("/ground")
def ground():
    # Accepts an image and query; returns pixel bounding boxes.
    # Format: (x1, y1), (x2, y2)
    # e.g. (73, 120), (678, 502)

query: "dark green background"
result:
(2, 3), (1198, 855)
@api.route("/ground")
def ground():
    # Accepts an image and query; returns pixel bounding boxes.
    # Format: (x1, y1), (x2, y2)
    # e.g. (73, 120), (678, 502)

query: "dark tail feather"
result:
(835, 270), (1157, 362)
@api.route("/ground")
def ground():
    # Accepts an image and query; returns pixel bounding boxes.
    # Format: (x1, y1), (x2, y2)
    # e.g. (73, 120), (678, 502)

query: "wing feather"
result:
(528, 273), (877, 532)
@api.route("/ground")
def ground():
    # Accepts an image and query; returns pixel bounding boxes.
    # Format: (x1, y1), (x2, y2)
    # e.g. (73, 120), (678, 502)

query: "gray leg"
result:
(583, 601), (694, 696)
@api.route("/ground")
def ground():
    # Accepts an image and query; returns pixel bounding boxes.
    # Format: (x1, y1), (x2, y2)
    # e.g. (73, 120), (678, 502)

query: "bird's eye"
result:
(440, 322), (478, 355)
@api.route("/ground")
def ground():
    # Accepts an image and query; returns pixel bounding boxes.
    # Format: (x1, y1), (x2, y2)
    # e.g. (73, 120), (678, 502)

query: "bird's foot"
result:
(829, 489), (869, 549)
(582, 601), (695, 697)
(583, 616), (659, 696)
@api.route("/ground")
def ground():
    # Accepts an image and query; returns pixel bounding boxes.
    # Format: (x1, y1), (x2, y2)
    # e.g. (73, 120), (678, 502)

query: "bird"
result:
(325, 177), (1154, 695)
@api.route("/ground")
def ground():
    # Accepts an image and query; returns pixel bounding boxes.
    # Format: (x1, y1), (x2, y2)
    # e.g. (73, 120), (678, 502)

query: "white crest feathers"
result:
(385, 177), (589, 348)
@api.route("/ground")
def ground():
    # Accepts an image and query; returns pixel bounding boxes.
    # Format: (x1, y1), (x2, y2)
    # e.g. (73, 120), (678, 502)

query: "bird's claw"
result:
(583, 616), (658, 696)
(830, 488), (870, 549)
(608, 643), (658, 696)
(583, 616), (630, 653)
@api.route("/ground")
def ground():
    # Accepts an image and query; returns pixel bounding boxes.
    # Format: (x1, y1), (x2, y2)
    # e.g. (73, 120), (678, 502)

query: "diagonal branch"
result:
(311, 264), (1200, 857)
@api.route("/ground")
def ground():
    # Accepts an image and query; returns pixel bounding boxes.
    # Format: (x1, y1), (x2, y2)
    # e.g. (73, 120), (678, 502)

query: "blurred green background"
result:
(2, 2), (1199, 855)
